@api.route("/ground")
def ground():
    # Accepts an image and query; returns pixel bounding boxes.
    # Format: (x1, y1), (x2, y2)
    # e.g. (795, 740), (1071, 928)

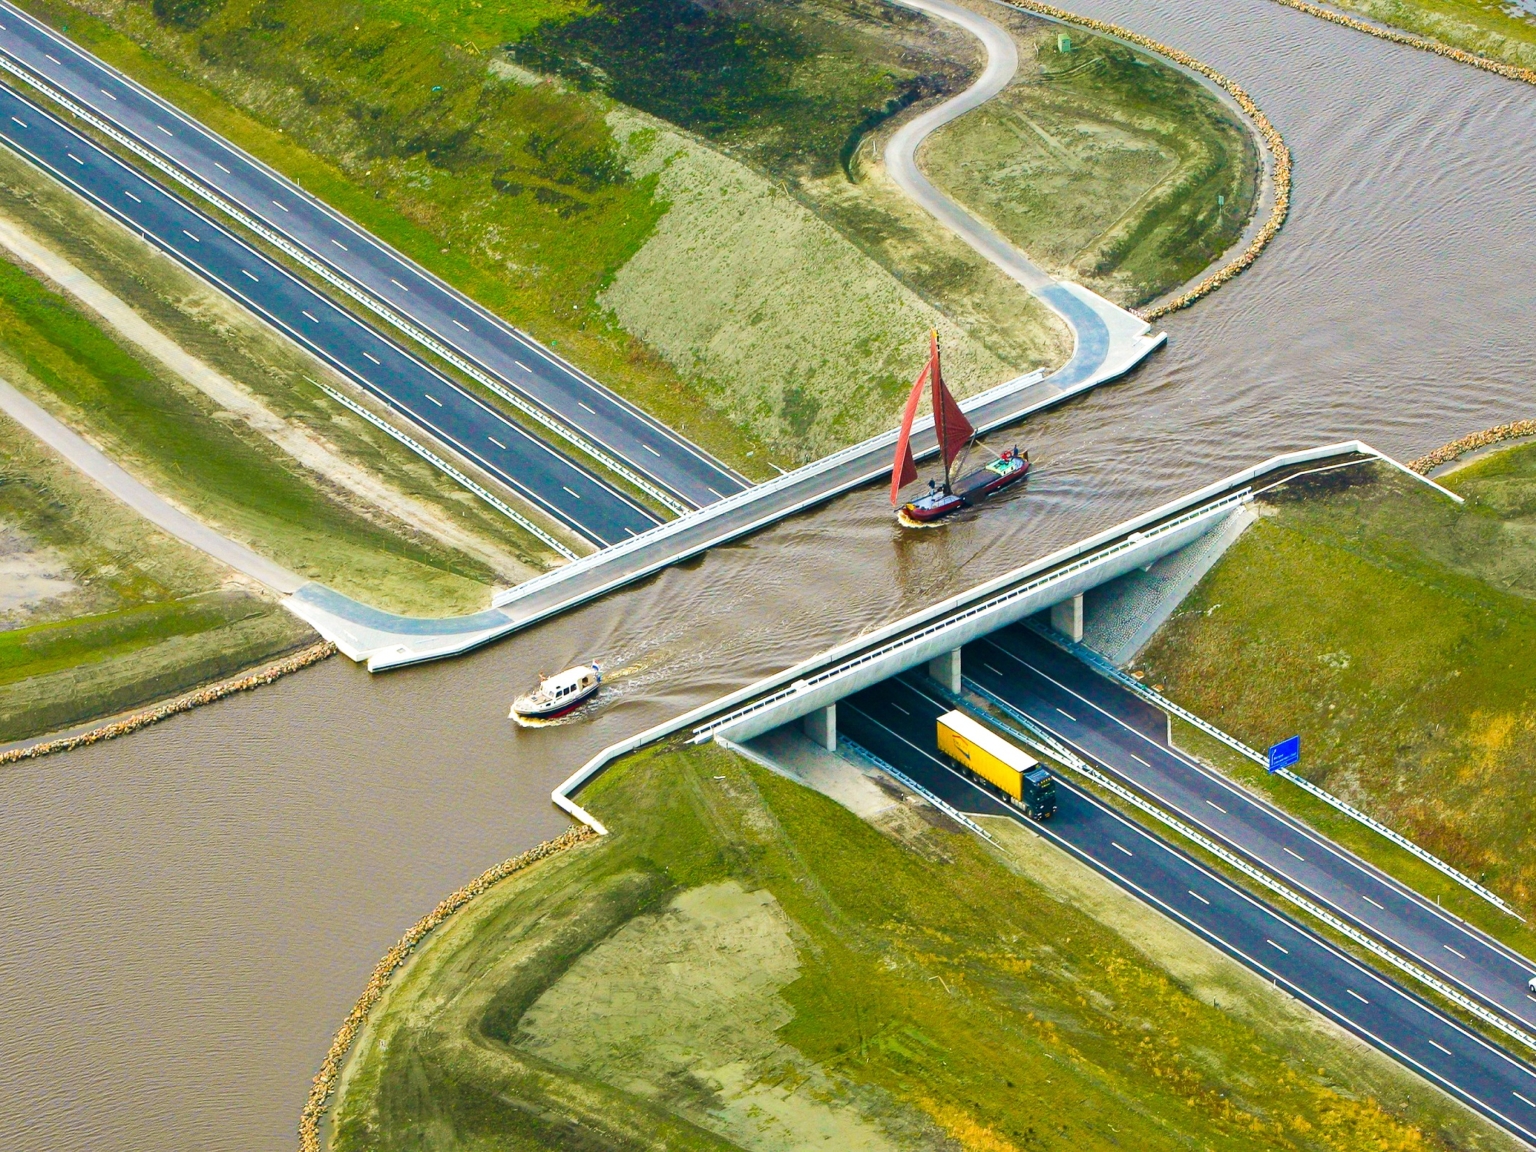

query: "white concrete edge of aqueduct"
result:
(550, 438), (1419, 833)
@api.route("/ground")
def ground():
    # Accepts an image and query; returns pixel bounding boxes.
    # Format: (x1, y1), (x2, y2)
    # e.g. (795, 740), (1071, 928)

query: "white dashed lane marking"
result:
(1429, 1039), (1451, 1055)
(240, 269), (259, 282)
(123, 190), (140, 203)
(563, 486), (581, 499)
(1131, 753), (1150, 766)
(1187, 890), (1209, 905)
(1056, 707), (1076, 721)
(1347, 988), (1369, 1004)
(1283, 846), (1305, 862)
(1266, 939), (1289, 955)
(1363, 894), (1385, 910)
(452, 318), (469, 331)
(362, 352), (381, 365)
(1206, 799), (1227, 814)
(424, 394), (442, 407)
(1111, 842), (1133, 857)
(488, 436), (506, 450)
(331, 238), (348, 251)
(302, 310), (319, 323)
(1443, 944), (1466, 959)
(215, 162), (231, 174)
(579, 402), (596, 413)
(181, 229), (199, 241)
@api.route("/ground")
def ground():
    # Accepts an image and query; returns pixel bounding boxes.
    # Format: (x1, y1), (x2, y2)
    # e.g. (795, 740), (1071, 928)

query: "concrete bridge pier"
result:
(928, 648), (962, 694)
(802, 703), (837, 751)
(1051, 593), (1084, 643)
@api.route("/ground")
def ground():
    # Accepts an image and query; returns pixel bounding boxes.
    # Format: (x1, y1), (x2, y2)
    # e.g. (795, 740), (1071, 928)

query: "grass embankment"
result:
(0, 408), (314, 742)
(0, 243), (522, 611)
(327, 739), (1509, 1152)
(1284, 0), (1536, 72)
(1136, 454), (1536, 917)
(922, 28), (1260, 308)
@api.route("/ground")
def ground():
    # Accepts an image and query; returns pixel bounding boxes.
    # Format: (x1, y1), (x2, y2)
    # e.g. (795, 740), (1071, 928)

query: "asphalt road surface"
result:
(0, 0), (747, 509)
(839, 673), (1536, 1146)
(968, 625), (1536, 1037)
(0, 82), (660, 547)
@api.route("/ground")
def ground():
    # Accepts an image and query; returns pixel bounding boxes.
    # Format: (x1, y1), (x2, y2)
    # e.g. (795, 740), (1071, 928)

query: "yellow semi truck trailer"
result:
(937, 710), (1058, 820)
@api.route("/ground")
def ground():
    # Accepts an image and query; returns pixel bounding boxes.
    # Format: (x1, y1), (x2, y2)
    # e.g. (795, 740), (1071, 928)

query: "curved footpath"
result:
(886, 0), (1165, 390)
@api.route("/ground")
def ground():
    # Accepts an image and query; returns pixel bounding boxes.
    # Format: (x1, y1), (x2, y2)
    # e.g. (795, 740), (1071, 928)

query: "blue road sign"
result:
(1268, 735), (1301, 773)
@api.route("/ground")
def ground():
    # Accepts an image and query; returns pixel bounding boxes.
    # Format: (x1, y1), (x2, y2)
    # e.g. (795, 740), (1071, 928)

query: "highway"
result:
(967, 624), (1536, 1035)
(0, 0), (748, 510)
(0, 81), (660, 548)
(838, 673), (1536, 1146)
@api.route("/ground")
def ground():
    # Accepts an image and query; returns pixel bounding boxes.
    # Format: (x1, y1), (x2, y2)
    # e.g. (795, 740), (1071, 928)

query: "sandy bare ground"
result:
(0, 213), (537, 584)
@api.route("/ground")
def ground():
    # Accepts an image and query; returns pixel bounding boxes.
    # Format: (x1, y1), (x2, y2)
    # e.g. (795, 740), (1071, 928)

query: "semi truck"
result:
(936, 710), (1057, 820)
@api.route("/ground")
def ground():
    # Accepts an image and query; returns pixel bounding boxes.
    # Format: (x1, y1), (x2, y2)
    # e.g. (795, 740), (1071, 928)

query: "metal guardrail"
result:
(967, 680), (1536, 1054)
(839, 737), (997, 844)
(690, 490), (1250, 741)
(0, 55), (690, 519)
(309, 380), (579, 561)
(1029, 624), (1523, 920)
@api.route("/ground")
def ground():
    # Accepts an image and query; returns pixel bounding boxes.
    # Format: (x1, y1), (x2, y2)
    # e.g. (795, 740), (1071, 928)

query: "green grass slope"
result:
(0, 253), (503, 613)
(1136, 452), (1536, 911)
(328, 740), (1507, 1152)
(0, 409), (314, 741)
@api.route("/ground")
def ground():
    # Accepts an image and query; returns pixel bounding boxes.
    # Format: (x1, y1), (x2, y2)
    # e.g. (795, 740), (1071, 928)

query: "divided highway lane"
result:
(0, 82), (659, 547)
(968, 625), (1536, 1035)
(0, 0), (748, 509)
(838, 674), (1536, 1144)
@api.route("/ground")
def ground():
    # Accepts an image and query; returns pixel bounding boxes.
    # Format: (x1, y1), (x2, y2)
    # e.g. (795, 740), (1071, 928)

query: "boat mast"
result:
(928, 331), (973, 496)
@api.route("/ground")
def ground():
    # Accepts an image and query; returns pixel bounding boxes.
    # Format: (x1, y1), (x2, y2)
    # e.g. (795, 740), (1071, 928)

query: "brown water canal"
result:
(2, 1), (1533, 1147)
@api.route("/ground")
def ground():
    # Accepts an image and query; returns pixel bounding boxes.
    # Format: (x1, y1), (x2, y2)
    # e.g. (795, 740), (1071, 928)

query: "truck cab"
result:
(1021, 766), (1058, 821)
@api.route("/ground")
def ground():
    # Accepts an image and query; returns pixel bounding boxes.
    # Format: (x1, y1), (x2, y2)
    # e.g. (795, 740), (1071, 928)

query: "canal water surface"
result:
(2, 0), (1533, 1147)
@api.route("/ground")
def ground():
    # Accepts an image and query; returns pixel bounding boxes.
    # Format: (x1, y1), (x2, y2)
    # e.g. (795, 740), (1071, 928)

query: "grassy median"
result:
(1136, 452), (1536, 915)
(327, 739), (1507, 1152)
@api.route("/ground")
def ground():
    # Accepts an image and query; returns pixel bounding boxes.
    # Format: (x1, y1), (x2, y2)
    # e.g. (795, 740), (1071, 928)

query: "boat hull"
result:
(511, 681), (599, 719)
(899, 454), (1029, 523)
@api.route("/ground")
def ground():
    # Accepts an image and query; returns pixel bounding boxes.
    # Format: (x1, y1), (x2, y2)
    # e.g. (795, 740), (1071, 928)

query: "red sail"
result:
(889, 361), (929, 504)
(928, 331), (973, 478)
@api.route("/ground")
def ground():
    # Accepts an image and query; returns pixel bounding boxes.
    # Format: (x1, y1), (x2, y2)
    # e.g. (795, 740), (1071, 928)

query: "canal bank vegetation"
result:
(21, 0), (1253, 460)
(0, 407), (315, 743)
(1135, 451), (1536, 926)
(920, 23), (1260, 308)
(324, 739), (1509, 1152)
(1278, 0), (1536, 75)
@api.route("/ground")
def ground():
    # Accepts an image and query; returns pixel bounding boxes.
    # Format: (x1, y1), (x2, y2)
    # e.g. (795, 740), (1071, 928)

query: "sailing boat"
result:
(891, 332), (1030, 524)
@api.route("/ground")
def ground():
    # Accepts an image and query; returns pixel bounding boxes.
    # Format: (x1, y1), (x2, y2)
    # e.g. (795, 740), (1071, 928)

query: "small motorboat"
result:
(891, 333), (1030, 524)
(510, 664), (601, 720)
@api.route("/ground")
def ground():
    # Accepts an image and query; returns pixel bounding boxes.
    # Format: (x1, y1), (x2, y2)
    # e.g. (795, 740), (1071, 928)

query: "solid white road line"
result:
(1056, 707), (1076, 721)
(1131, 753), (1150, 766)
(1188, 889), (1209, 905)
(362, 352), (380, 365)
(1207, 799), (1228, 814)
(240, 269), (258, 282)
(579, 401), (596, 413)
(1347, 988), (1370, 1004)
(563, 486), (580, 499)
(424, 394), (442, 407)
(1266, 939), (1289, 954)
(301, 310), (318, 322)
(1284, 846), (1306, 861)
(1112, 842), (1133, 857)
(488, 436), (506, 449)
